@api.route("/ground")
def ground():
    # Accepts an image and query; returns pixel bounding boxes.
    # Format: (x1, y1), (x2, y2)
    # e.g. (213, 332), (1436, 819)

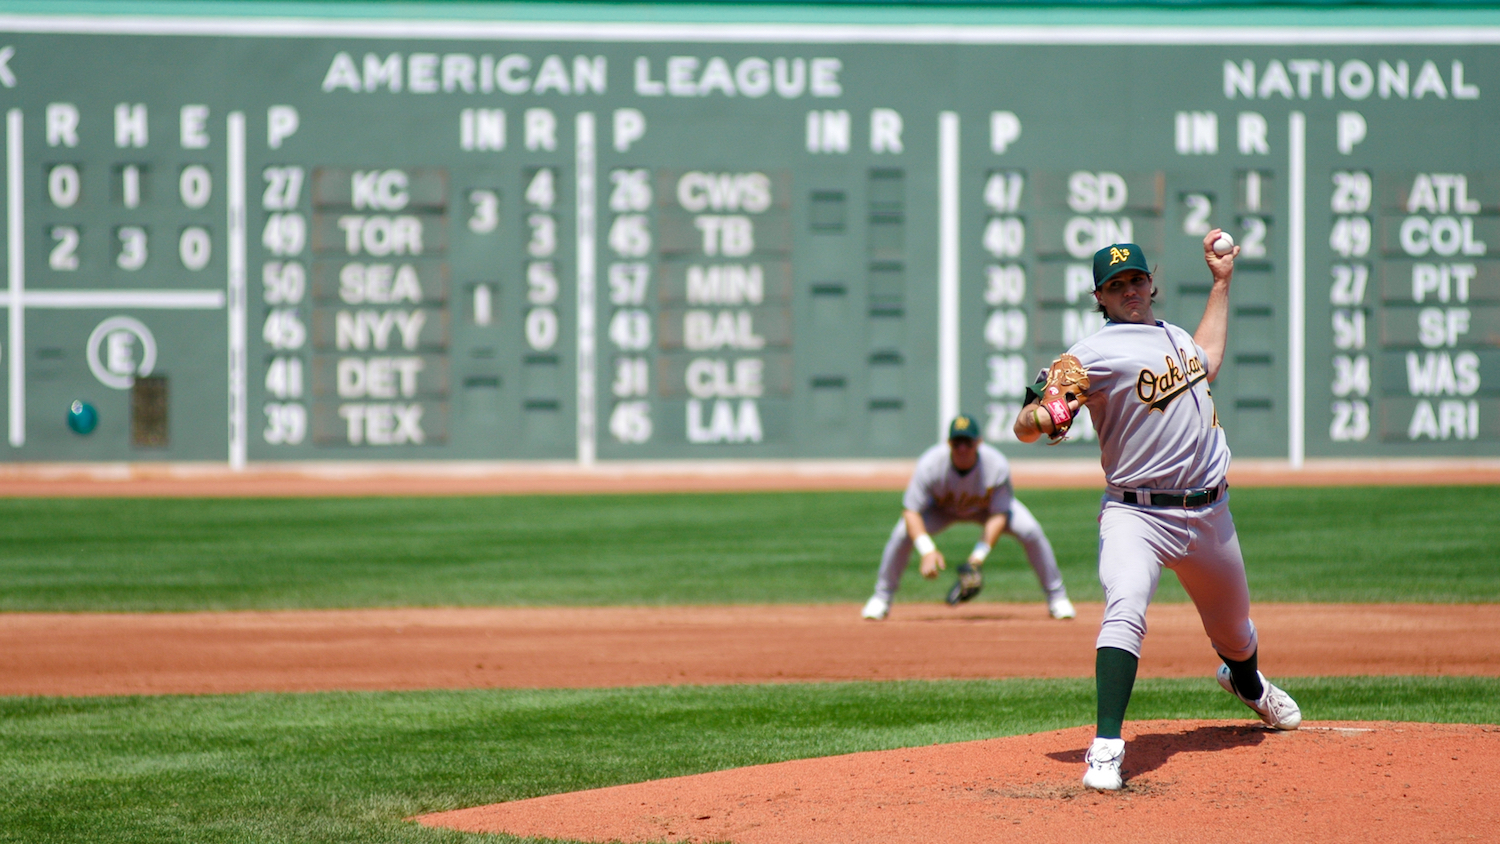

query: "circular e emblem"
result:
(86, 316), (157, 390)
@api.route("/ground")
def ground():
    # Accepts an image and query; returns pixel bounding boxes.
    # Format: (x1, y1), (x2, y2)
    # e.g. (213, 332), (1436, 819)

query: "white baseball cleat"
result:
(860, 595), (889, 621)
(1048, 597), (1076, 620)
(1217, 665), (1302, 730)
(1081, 737), (1125, 791)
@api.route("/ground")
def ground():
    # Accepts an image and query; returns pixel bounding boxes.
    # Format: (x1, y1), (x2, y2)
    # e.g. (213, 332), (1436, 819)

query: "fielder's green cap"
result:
(1092, 243), (1151, 289)
(948, 413), (980, 440)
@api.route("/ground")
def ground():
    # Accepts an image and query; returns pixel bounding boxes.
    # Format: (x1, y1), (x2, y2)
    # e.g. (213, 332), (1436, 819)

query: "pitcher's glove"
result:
(945, 562), (983, 605)
(1030, 354), (1090, 440)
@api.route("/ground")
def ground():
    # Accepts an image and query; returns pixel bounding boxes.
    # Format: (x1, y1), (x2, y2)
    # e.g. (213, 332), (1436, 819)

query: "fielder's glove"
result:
(945, 562), (983, 605)
(1030, 354), (1090, 441)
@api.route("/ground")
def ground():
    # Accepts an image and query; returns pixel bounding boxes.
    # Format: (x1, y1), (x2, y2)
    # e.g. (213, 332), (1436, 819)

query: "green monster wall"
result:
(1, 2), (1497, 464)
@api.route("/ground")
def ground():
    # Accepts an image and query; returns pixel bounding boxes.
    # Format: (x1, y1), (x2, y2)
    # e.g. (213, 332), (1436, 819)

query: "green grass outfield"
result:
(1, 486), (1496, 610)
(2, 486), (1496, 842)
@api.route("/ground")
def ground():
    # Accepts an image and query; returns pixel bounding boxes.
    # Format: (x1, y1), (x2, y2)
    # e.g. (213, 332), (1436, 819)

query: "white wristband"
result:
(970, 541), (992, 562)
(914, 534), (937, 556)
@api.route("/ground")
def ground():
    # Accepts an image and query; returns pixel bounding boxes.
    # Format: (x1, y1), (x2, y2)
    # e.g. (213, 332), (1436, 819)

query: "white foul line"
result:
(1288, 112), (1306, 470)
(7, 108), (23, 448)
(227, 112), (248, 471)
(937, 111), (960, 440)
(575, 112), (597, 467)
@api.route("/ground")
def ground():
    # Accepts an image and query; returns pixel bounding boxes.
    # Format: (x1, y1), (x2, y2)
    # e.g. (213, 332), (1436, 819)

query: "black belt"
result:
(1122, 485), (1223, 508)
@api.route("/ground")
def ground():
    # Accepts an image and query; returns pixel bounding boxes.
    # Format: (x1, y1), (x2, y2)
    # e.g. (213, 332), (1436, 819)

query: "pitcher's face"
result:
(1094, 270), (1155, 324)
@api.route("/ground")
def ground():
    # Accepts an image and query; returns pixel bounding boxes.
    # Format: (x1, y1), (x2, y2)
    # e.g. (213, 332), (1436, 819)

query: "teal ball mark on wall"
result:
(67, 400), (98, 435)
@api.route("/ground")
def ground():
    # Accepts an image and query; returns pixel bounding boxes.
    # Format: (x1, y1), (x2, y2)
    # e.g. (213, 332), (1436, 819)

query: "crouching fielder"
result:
(1015, 233), (1300, 792)
(861, 413), (1073, 622)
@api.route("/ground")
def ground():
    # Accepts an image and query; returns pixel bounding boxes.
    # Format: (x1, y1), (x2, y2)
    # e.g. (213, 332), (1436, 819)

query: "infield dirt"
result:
(2, 602), (1495, 696)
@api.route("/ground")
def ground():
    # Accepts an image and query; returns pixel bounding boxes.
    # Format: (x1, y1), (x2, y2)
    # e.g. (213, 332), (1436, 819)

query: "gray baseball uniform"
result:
(871, 441), (1068, 604)
(1067, 319), (1256, 662)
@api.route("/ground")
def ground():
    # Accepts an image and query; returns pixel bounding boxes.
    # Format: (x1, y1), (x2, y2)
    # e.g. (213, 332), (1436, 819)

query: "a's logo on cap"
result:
(1109, 246), (1131, 266)
(954, 416), (970, 430)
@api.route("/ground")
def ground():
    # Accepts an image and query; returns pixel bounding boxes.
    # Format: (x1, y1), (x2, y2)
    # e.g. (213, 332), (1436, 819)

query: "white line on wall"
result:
(1288, 111), (1306, 470)
(227, 112), (248, 471)
(937, 111), (960, 440)
(3, 16), (1500, 45)
(0, 291), (226, 309)
(576, 112), (598, 467)
(7, 108), (23, 448)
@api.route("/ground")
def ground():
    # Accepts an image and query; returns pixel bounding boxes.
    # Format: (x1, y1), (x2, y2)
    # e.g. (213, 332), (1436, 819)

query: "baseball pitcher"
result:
(861, 413), (1074, 622)
(1015, 232), (1300, 791)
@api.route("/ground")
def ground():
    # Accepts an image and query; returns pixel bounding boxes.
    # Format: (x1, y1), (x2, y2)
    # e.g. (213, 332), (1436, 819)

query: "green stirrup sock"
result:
(1095, 647), (1139, 739)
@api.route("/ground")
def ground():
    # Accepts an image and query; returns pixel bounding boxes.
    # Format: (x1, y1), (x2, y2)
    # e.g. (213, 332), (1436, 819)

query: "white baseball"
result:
(1213, 233), (1235, 255)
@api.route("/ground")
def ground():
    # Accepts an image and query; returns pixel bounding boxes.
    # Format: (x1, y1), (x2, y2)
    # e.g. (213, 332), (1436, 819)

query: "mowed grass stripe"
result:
(2, 677), (1497, 844)
(0, 486), (1496, 611)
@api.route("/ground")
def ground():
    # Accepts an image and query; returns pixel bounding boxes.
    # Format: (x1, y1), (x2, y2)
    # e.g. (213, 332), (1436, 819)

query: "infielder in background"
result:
(1015, 232), (1300, 792)
(860, 413), (1075, 622)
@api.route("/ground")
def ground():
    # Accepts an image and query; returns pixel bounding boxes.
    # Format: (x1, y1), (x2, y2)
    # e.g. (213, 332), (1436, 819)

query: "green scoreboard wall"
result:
(2, 6), (1498, 464)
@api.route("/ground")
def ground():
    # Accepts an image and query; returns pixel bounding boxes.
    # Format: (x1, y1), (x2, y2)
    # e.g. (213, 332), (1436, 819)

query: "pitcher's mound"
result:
(415, 720), (1497, 844)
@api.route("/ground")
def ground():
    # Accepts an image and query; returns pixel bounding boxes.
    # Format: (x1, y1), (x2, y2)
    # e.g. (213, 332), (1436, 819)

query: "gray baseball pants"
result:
(1095, 494), (1258, 661)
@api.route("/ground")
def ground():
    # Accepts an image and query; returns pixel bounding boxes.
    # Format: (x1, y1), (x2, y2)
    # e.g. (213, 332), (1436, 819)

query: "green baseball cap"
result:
(1092, 243), (1151, 289)
(948, 413), (980, 440)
